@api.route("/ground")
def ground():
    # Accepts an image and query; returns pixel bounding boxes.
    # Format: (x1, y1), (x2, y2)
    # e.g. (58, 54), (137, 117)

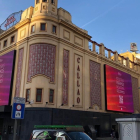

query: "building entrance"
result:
(95, 125), (100, 137)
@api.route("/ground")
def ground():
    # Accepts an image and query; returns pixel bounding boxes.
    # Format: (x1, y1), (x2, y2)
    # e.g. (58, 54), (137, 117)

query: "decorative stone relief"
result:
(15, 48), (24, 97)
(43, 5), (47, 10)
(27, 44), (56, 83)
(90, 60), (101, 109)
(62, 50), (69, 105)
(52, 7), (55, 12)
(63, 30), (70, 41)
(132, 77), (140, 112)
(35, 7), (38, 11)
(74, 36), (83, 47)
(20, 28), (26, 39)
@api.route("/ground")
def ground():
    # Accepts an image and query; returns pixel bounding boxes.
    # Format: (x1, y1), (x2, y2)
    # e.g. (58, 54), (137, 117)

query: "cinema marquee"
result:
(0, 10), (22, 34)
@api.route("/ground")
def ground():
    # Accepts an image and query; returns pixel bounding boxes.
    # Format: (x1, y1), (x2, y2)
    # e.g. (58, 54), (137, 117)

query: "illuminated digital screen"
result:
(105, 65), (134, 113)
(0, 51), (15, 106)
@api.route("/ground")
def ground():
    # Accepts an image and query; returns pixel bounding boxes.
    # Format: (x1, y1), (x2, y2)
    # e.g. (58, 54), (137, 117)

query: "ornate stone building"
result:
(0, 0), (140, 139)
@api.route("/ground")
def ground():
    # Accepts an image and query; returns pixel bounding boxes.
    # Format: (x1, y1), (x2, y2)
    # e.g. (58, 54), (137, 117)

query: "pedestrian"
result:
(110, 128), (114, 138)
(0, 132), (2, 140)
(110, 128), (115, 139)
(112, 130), (116, 139)
(115, 130), (119, 140)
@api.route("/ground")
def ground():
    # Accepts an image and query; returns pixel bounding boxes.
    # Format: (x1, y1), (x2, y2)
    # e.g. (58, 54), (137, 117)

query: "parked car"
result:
(30, 125), (92, 140)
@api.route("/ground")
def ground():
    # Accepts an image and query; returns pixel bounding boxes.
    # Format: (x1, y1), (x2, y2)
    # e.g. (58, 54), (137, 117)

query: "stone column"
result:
(114, 51), (118, 62)
(126, 57), (130, 68)
(131, 62), (134, 69)
(108, 50), (111, 59)
(92, 42), (96, 52)
(138, 65), (140, 73)
(99, 43), (105, 56)
(121, 57), (123, 65)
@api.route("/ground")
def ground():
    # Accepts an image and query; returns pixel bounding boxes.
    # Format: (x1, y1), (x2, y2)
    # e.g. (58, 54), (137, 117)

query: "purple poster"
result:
(105, 65), (134, 113)
(0, 51), (15, 106)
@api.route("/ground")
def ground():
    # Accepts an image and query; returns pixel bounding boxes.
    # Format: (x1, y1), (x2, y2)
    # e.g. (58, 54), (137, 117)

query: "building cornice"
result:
(0, 43), (16, 55)
(1, 33), (139, 77)
(31, 15), (59, 23)
(58, 19), (92, 40)
(29, 34), (140, 76)
(31, 15), (91, 40)
(0, 15), (91, 41)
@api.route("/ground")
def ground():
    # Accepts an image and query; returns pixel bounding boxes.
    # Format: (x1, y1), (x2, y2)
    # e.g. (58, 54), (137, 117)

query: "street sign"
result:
(13, 97), (25, 104)
(11, 97), (25, 119)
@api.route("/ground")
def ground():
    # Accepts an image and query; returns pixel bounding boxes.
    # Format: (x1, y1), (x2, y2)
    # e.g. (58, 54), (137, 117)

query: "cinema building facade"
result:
(0, 0), (140, 139)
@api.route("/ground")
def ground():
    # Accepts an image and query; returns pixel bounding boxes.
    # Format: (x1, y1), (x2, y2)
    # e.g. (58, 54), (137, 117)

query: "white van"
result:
(30, 125), (92, 140)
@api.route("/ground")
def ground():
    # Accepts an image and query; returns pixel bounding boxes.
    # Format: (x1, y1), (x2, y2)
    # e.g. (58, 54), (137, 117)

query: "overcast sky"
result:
(0, 0), (140, 54)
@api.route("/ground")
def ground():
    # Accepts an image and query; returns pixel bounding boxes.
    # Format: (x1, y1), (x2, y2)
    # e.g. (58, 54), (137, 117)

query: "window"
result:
(4, 40), (7, 47)
(67, 132), (92, 140)
(61, 134), (70, 140)
(42, 0), (47, 2)
(40, 23), (46, 31)
(26, 89), (30, 102)
(11, 36), (15, 43)
(36, 0), (40, 4)
(51, 0), (55, 4)
(36, 89), (42, 102)
(49, 89), (54, 103)
(52, 25), (56, 34)
(31, 25), (35, 33)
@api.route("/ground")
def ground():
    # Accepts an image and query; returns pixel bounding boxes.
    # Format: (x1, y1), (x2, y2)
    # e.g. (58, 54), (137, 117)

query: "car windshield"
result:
(67, 132), (92, 140)
(32, 130), (57, 140)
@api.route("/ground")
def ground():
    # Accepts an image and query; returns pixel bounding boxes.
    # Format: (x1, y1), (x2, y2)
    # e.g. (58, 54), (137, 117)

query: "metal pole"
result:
(51, 108), (53, 125)
(13, 119), (17, 140)
(18, 120), (21, 140)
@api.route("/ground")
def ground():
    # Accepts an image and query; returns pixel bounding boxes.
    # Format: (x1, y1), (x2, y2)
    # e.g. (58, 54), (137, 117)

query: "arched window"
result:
(36, 0), (40, 4)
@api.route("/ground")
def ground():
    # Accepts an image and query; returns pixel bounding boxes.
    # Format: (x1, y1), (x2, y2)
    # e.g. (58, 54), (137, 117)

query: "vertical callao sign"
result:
(74, 54), (83, 106)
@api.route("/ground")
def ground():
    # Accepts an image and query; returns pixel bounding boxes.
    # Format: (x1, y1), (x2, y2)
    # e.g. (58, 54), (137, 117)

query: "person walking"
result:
(0, 132), (2, 140)
(110, 128), (115, 139)
(112, 130), (116, 139)
(115, 130), (119, 140)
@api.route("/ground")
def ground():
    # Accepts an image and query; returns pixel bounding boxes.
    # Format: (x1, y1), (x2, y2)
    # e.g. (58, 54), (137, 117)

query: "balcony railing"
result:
(89, 39), (140, 72)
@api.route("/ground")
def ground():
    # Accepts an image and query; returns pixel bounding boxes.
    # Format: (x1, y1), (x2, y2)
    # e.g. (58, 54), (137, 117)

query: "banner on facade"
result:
(0, 50), (16, 106)
(104, 65), (134, 113)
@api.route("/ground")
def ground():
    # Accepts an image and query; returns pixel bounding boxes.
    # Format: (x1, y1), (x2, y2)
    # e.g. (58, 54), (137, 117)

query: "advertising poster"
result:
(105, 65), (134, 113)
(0, 51), (15, 106)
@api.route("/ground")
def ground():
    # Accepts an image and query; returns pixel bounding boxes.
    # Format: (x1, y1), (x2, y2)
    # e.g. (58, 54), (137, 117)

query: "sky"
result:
(0, 0), (140, 54)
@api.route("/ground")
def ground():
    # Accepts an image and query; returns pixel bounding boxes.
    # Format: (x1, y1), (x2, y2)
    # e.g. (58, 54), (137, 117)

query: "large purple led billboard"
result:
(0, 50), (15, 106)
(105, 65), (134, 113)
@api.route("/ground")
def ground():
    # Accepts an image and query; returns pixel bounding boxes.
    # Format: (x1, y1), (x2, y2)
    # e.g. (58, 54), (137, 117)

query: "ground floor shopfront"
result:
(0, 107), (128, 140)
